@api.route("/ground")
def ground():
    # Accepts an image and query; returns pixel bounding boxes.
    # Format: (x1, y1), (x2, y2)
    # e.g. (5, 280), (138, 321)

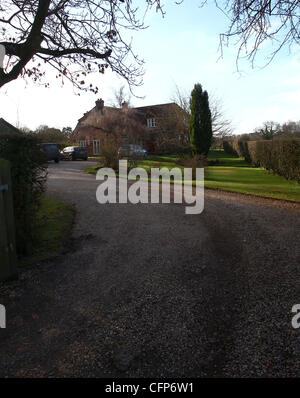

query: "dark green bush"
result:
(235, 140), (251, 162)
(225, 138), (300, 182)
(223, 139), (251, 161)
(248, 140), (300, 182)
(0, 134), (48, 255)
(222, 140), (237, 156)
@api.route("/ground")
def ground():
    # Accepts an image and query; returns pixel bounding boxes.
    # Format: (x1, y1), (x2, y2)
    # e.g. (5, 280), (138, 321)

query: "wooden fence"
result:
(0, 158), (18, 281)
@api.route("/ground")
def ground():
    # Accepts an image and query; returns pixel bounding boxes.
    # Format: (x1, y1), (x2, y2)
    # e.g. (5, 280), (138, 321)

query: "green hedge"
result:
(223, 138), (300, 183)
(222, 140), (237, 156)
(0, 134), (47, 255)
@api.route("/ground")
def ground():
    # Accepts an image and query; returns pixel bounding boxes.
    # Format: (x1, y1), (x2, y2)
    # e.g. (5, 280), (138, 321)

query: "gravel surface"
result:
(0, 160), (299, 377)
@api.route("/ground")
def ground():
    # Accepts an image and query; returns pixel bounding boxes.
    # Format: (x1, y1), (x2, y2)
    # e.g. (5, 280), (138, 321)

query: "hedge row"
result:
(223, 139), (300, 183)
(0, 134), (47, 255)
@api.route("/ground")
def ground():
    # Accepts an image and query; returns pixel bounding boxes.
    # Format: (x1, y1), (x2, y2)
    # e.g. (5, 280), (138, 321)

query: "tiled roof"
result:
(134, 102), (176, 110)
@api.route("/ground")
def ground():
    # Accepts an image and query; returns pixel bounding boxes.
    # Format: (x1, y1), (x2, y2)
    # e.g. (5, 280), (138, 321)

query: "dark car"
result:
(60, 146), (88, 161)
(40, 143), (60, 163)
(118, 144), (147, 159)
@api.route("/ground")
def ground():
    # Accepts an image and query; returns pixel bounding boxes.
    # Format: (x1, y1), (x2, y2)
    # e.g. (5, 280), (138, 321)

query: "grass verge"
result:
(85, 150), (300, 202)
(20, 195), (75, 266)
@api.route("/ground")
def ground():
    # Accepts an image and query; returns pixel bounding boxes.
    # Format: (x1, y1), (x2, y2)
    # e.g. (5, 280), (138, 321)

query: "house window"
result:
(93, 139), (100, 155)
(147, 118), (156, 128)
(79, 140), (86, 147)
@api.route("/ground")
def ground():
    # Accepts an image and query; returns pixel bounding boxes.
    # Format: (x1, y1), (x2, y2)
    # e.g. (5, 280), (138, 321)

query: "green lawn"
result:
(85, 150), (300, 202)
(205, 150), (300, 202)
(20, 195), (75, 266)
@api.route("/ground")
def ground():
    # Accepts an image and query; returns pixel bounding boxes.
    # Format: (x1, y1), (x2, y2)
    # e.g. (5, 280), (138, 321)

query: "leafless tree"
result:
(254, 120), (281, 139)
(171, 84), (190, 114)
(153, 104), (191, 153)
(279, 120), (300, 138)
(0, 0), (164, 91)
(110, 85), (132, 108)
(171, 84), (233, 138)
(100, 108), (147, 146)
(215, 0), (300, 67)
(210, 96), (233, 138)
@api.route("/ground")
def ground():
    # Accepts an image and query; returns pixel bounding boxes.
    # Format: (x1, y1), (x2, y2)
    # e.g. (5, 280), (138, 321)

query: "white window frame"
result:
(93, 139), (100, 155)
(79, 140), (86, 147)
(147, 118), (156, 128)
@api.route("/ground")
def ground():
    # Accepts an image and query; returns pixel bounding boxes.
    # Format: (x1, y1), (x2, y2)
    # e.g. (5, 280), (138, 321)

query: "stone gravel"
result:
(0, 161), (299, 377)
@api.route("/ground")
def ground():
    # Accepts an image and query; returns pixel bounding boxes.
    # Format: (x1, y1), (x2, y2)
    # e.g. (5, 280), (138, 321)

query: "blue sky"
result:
(0, 0), (299, 134)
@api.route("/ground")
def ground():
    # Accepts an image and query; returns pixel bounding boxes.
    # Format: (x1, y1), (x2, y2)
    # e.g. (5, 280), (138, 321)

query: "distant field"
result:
(86, 150), (300, 202)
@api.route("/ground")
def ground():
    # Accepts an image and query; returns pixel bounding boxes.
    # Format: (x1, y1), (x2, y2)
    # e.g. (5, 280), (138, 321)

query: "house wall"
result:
(73, 100), (189, 155)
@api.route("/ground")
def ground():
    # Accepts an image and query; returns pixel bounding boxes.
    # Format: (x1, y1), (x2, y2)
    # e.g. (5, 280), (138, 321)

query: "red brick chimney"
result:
(96, 98), (104, 113)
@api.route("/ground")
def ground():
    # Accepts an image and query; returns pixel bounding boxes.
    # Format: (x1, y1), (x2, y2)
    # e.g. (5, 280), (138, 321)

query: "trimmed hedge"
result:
(0, 134), (48, 255)
(223, 138), (300, 183)
(222, 140), (237, 156)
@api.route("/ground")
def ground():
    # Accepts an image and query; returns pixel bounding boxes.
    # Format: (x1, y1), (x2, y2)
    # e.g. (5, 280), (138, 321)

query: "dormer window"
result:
(147, 118), (156, 128)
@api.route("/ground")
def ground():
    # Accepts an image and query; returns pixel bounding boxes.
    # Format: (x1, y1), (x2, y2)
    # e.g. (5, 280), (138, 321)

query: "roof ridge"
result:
(134, 102), (176, 109)
(0, 117), (21, 133)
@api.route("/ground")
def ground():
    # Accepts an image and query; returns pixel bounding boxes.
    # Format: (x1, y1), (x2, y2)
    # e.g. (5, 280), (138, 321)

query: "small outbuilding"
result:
(0, 118), (21, 136)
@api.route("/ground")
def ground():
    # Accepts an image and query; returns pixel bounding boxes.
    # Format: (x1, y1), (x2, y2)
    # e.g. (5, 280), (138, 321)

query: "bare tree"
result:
(171, 85), (233, 138)
(280, 121), (300, 138)
(215, 0), (300, 67)
(210, 96), (233, 138)
(100, 108), (147, 146)
(110, 85), (132, 108)
(0, 0), (164, 91)
(171, 84), (190, 114)
(153, 104), (191, 153)
(254, 120), (281, 140)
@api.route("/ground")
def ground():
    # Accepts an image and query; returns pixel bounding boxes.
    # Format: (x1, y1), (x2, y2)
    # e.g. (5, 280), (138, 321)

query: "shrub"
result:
(154, 141), (192, 156)
(223, 139), (250, 161)
(222, 140), (237, 156)
(0, 134), (48, 255)
(101, 140), (119, 170)
(224, 138), (300, 182)
(248, 140), (300, 182)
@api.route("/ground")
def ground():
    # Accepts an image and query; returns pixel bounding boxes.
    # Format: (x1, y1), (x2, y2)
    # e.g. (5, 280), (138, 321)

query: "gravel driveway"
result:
(0, 160), (299, 377)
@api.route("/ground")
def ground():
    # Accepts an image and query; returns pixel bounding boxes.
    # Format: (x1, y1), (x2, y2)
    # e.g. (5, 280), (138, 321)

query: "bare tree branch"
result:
(171, 84), (233, 137)
(0, 0), (164, 91)
(217, 0), (300, 68)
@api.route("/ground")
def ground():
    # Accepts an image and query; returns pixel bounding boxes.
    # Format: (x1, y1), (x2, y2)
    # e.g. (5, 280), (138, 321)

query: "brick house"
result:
(73, 99), (189, 155)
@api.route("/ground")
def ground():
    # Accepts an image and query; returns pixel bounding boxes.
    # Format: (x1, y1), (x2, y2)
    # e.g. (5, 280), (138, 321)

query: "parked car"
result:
(60, 146), (88, 161)
(40, 143), (60, 163)
(118, 144), (147, 159)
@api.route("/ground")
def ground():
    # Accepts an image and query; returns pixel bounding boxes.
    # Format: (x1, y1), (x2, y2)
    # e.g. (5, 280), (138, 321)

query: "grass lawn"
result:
(85, 150), (300, 202)
(205, 150), (300, 202)
(20, 195), (75, 266)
